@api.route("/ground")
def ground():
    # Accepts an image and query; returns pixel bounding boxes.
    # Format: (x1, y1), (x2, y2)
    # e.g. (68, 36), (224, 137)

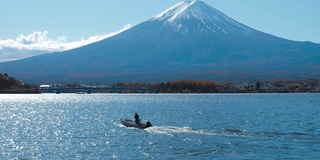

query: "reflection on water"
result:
(0, 94), (319, 159)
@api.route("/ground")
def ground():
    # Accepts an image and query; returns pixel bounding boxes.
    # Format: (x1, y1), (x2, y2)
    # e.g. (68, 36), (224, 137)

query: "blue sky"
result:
(0, 0), (319, 62)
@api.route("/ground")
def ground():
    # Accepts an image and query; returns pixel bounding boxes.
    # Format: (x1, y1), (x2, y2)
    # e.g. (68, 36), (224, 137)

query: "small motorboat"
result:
(120, 118), (152, 129)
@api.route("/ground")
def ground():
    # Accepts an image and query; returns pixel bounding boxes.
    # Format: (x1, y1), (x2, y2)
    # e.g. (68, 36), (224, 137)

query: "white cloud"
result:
(0, 24), (131, 62)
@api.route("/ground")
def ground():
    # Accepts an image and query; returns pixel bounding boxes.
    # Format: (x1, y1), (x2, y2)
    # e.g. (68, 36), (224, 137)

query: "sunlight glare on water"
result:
(0, 93), (319, 159)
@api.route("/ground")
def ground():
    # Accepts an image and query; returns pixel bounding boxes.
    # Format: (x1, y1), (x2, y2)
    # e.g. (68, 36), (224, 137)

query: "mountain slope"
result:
(0, 0), (319, 84)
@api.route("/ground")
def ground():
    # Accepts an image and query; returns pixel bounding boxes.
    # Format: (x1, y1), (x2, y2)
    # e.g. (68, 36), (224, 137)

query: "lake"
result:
(0, 93), (319, 159)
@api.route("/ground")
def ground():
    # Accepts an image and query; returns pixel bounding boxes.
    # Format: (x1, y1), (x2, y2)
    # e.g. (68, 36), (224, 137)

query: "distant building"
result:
(315, 86), (320, 92)
(39, 85), (50, 88)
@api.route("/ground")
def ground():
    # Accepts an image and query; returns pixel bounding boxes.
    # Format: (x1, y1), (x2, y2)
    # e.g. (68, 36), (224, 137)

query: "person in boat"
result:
(134, 113), (140, 124)
(146, 121), (152, 128)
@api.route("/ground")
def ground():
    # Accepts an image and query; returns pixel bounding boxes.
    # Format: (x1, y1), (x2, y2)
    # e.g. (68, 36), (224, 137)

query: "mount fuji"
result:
(0, 0), (319, 84)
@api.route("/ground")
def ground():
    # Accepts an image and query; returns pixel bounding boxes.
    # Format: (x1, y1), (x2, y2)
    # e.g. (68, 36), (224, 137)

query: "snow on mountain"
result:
(153, 1), (196, 22)
(151, 0), (253, 35)
(0, 0), (319, 84)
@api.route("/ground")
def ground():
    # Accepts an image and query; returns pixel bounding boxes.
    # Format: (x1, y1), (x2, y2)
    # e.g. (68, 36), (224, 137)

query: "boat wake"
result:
(142, 125), (319, 144)
(145, 126), (217, 136)
(145, 126), (248, 138)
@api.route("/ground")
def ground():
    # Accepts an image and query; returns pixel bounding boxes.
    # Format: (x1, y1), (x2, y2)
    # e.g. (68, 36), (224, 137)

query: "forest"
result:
(0, 73), (38, 93)
(1, 72), (319, 93)
(152, 80), (217, 93)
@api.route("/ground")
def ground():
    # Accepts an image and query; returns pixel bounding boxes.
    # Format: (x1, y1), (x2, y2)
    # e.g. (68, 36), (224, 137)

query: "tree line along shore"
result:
(0, 73), (39, 93)
(112, 79), (320, 93)
(1, 73), (320, 93)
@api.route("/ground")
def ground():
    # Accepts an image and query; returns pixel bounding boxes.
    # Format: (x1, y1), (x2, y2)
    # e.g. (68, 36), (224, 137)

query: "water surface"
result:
(0, 93), (319, 159)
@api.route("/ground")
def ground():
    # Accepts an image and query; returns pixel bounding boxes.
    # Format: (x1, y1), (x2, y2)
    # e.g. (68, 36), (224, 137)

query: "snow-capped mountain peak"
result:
(151, 0), (253, 35)
(1, 0), (319, 84)
(153, 0), (197, 22)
